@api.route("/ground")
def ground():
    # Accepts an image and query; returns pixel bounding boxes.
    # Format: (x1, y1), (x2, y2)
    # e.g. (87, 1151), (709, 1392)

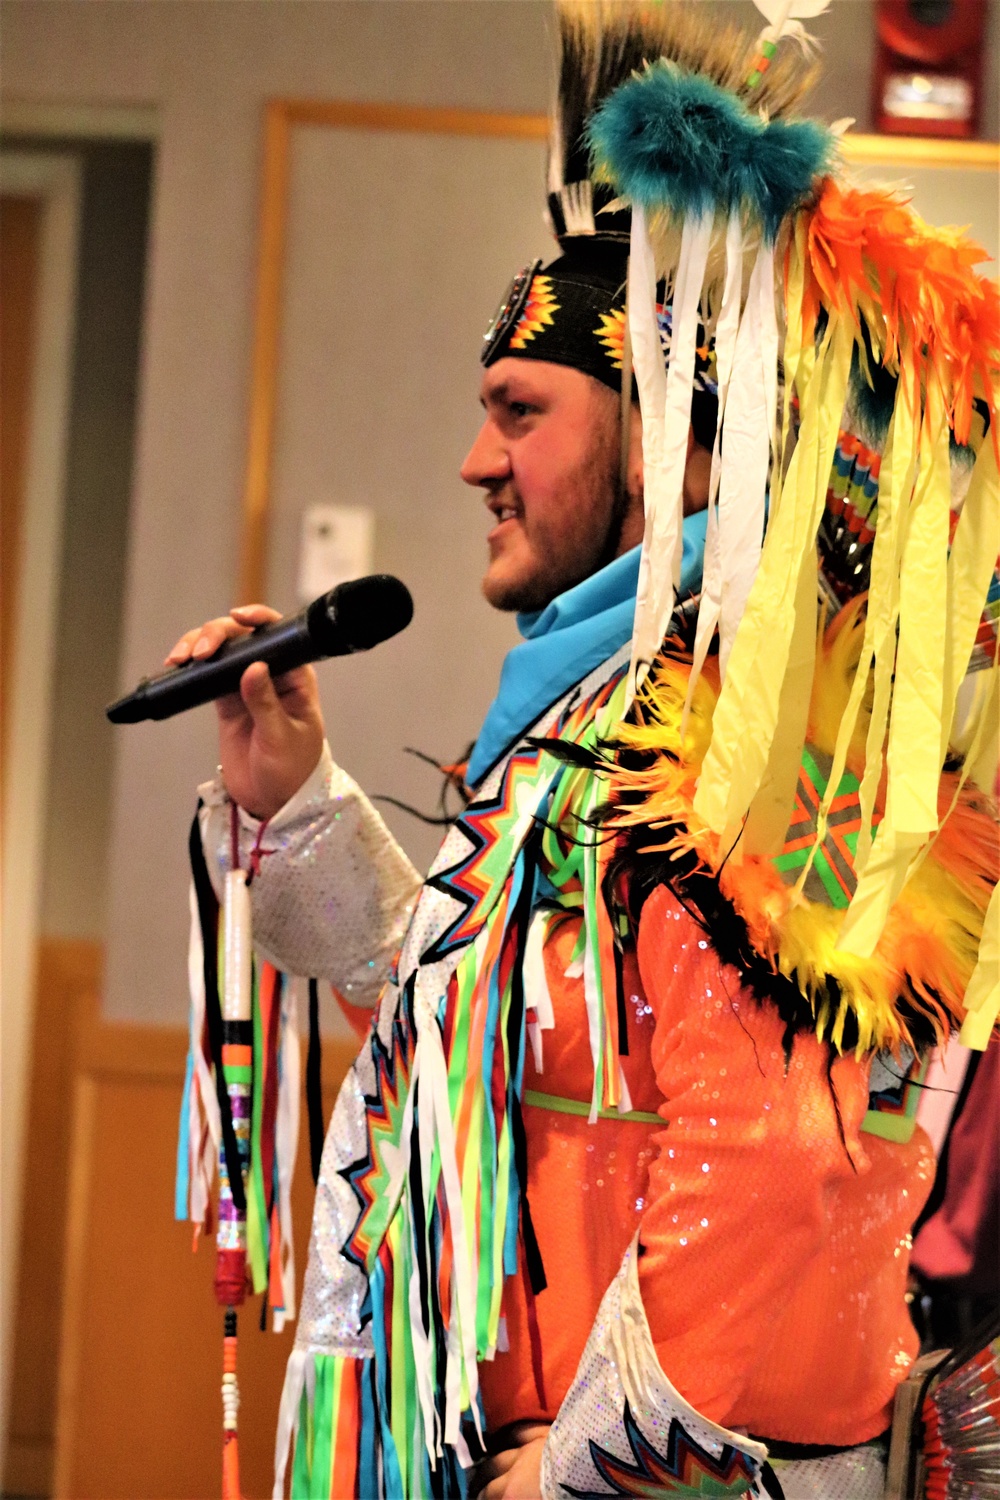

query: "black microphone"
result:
(106, 574), (413, 724)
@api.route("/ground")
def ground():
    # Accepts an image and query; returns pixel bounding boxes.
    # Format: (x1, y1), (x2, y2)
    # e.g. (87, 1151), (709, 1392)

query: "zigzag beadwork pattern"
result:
(775, 744), (883, 909)
(564, 1401), (758, 1498)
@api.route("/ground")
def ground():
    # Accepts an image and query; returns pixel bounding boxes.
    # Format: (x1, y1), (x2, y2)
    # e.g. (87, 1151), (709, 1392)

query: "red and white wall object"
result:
(874, 0), (988, 138)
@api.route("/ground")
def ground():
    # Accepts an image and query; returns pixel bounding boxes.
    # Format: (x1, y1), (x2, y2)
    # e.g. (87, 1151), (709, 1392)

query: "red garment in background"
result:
(911, 1040), (1000, 1296)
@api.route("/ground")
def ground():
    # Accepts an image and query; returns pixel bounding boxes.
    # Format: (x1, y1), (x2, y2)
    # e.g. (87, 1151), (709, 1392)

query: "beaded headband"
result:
(482, 257), (720, 451)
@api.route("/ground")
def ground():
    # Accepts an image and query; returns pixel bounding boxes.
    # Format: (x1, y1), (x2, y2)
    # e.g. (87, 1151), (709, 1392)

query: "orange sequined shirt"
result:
(479, 883), (934, 1445)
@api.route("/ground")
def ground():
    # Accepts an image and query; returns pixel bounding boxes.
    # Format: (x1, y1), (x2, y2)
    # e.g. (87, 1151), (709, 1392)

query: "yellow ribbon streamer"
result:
(852, 360), (920, 882)
(839, 376), (949, 958)
(769, 218), (807, 530)
(941, 438), (1000, 761)
(839, 383), (1000, 961)
(793, 350), (915, 897)
(886, 372), (951, 836)
(968, 666), (1000, 794)
(695, 311), (853, 842)
(740, 546), (818, 858)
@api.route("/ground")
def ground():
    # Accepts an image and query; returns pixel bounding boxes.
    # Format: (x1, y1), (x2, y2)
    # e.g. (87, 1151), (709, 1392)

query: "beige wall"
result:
(269, 125), (546, 878)
(3, 0), (997, 1027)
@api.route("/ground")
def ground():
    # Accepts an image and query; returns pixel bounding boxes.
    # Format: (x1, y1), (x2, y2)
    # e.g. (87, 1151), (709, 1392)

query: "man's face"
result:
(461, 358), (630, 613)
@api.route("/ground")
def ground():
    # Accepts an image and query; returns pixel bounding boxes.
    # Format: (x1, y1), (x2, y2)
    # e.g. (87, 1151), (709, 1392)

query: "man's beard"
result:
(486, 413), (626, 614)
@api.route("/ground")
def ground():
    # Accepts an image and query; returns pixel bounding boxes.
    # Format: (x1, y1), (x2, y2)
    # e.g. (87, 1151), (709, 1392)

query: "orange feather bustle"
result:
(797, 178), (1000, 451)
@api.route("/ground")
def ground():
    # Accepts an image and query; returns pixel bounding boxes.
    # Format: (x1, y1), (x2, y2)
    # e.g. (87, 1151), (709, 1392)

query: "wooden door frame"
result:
(0, 149), (82, 1467)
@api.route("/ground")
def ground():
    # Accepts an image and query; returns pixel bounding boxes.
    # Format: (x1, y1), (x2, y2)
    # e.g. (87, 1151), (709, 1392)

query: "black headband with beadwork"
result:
(482, 261), (628, 393)
(482, 258), (720, 449)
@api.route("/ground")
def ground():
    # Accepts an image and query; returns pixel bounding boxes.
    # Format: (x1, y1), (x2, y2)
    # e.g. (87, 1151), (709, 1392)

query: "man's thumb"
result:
(239, 661), (284, 728)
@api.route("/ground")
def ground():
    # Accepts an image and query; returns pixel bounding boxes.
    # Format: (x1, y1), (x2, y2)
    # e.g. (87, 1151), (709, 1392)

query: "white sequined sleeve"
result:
(197, 743), (422, 1008)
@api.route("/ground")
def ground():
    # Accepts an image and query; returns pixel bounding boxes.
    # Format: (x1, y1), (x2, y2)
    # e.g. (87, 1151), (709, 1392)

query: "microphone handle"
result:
(125, 608), (321, 721)
(107, 575), (413, 726)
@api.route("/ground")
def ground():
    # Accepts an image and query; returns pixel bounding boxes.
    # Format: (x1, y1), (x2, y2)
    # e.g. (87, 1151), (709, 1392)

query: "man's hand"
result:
(470, 1423), (550, 1500)
(166, 603), (325, 820)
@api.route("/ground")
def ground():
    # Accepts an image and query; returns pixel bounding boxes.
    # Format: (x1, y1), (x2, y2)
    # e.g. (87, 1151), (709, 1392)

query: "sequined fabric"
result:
(770, 1442), (888, 1500)
(635, 883), (935, 1444)
(198, 744), (421, 1009)
(540, 1238), (766, 1500)
(295, 1061), (376, 1360)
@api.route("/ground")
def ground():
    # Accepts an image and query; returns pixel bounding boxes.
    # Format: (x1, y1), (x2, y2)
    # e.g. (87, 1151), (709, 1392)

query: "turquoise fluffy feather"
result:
(587, 62), (832, 243)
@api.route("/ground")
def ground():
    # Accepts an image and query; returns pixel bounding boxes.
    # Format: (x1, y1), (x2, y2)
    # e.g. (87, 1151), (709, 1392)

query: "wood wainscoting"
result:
(4, 937), (353, 1500)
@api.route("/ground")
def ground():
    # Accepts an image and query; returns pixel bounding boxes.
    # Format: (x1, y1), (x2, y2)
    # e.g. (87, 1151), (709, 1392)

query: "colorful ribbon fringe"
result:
(178, 812), (301, 1330)
(286, 672), (633, 1497)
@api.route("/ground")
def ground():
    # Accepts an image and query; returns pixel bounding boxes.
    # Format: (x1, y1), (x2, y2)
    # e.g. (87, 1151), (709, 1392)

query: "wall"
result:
(267, 122), (548, 932)
(3, 0), (997, 1031)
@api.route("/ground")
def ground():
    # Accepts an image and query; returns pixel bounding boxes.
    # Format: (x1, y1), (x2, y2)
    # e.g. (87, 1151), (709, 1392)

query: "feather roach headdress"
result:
(568, 2), (1000, 1055)
(483, 0), (820, 394)
(547, 0), (820, 247)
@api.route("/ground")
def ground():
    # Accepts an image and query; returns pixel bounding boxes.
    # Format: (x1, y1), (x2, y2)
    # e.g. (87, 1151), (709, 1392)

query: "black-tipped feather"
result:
(548, 1), (821, 247)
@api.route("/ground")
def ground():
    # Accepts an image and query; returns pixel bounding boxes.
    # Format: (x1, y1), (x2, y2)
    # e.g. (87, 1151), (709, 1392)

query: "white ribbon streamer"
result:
(406, 1021), (486, 1464)
(626, 205), (667, 709)
(718, 241), (777, 677)
(271, 1347), (307, 1500)
(405, 1042), (440, 1461)
(682, 211), (745, 734)
(629, 211), (714, 702)
(524, 909), (556, 1074)
(422, 1026), (484, 1450)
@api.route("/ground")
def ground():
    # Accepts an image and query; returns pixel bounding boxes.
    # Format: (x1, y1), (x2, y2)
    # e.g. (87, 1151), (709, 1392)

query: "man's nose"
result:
(460, 418), (511, 488)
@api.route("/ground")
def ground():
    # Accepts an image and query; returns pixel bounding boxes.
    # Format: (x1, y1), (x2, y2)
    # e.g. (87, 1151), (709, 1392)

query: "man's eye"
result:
(509, 401), (534, 419)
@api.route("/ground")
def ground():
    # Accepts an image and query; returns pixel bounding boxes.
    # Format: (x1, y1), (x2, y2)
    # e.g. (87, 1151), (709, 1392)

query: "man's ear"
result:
(683, 426), (712, 516)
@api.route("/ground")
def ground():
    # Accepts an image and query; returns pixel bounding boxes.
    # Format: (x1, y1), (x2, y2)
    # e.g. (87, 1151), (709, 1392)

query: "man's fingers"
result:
(164, 604), (279, 666)
(165, 626), (206, 665)
(472, 1448), (521, 1491)
(471, 1427), (549, 1500)
(165, 614), (250, 666)
(214, 688), (253, 725)
(231, 603), (282, 626)
(238, 660), (286, 724)
(472, 1465), (512, 1500)
(270, 663), (319, 715)
(487, 1451), (522, 1475)
(480, 1479), (516, 1500)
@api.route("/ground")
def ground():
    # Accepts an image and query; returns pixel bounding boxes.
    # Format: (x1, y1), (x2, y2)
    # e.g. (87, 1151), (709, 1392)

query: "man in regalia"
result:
(170, 6), (999, 1497)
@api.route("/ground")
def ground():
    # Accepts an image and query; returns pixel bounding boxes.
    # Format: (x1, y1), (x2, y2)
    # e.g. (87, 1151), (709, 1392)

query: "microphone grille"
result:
(322, 574), (414, 651)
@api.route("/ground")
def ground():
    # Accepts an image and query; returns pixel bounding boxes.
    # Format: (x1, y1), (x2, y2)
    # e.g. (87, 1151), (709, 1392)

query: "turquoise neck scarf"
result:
(467, 511), (707, 787)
